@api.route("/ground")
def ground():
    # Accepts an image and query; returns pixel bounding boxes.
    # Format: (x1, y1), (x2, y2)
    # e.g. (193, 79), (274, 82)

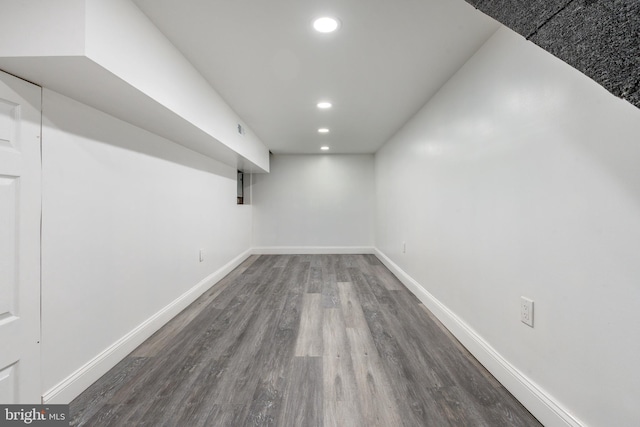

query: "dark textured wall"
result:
(465, 0), (640, 109)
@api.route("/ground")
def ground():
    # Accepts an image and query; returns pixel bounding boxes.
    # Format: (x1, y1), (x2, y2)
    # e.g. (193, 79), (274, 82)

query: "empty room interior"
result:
(1, 0), (639, 426)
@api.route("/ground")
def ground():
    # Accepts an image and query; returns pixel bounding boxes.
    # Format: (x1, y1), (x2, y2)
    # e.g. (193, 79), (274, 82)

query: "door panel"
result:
(0, 71), (42, 403)
(0, 99), (19, 150)
(0, 363), (16, 404)
(0, 176), (18, 317)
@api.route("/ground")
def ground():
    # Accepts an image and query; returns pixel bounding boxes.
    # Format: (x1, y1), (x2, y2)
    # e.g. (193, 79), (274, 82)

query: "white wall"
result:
(41, 89), (252, 402)
(0, 0), (270, 173)
(375, 27), (640, 427)
(252, 154), (374, 252)
(0, 0), (85, 57)
(84, 0), (270, 172)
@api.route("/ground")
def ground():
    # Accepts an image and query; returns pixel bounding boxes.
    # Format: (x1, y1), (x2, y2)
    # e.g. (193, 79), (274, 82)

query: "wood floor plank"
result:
(363, 254), (382, 266)
(209, 310), (277, 406)
(200, 404), (247, 427)
(368, 303), (455, 425)
(336, 282), (367, 329)
(307, 266), (323, 293)
(294, 293), (323, 356)
(277, 357), (323, 427)
(322, 273), (339, 309)
(70, 254), (542, 427)
(384, 279), (541, 426)
(321, 255), (340, 308)
(165, 264), (289, 423)
(348, 266), (452, 426)
(487, 389), (545, 427)
(209, 266), (289, 407)
(79, 404), (128, 427)
(338, 277), (405, 425)
(346, 326), (403, 427)
(430, 386), (486, 426)
(69, 357), (149, 426)
(361, 270), (394, 307)
(387, 290), (508, 410)
(126, 257), (280, 422)
(107, 262), (282, 423)
(272, 254), (290, 268)
(131, 255), (262, 358)
(165, 359), (233, 427)
(334, 256), (352, 282)
(346, 267), (382, 318)
(418, 303), (505, 389)
(373, 264), (404, 290)
(322, 308), (364, 427)
(369, 319), (451, 425)
(244, 256), (308, 425)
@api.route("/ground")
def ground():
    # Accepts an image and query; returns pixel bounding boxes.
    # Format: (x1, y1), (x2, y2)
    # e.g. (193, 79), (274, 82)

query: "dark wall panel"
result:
(465, 0), (573, 38)
(466, 0), (640, 109)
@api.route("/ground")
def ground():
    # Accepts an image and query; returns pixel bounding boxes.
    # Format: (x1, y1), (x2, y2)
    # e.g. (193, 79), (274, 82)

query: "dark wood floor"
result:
(70, 254), (542, 426)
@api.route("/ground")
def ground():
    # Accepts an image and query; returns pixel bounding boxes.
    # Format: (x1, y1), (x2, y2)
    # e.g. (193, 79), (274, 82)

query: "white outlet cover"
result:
(520, 297), (534, 327)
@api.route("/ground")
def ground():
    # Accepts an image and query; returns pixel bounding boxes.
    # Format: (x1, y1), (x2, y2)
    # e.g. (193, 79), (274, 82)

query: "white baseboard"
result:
(42, 248), (253, 405)
(252, 246), (375, 255)
(374, 248), (584, 427)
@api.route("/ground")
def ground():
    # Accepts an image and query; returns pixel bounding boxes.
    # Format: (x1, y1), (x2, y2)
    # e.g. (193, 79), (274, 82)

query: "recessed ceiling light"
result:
(318, 128), (330, 133)
(321, 146), (330, 151)
(313, 17), (340, 33)
(317, 101), (332, 109)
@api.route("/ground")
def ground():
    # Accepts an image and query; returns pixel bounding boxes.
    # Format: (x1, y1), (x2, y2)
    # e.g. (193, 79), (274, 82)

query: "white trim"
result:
(41, 249), (253, 404)
(374, 248), (585, 427)
(252, 246), (375, 255)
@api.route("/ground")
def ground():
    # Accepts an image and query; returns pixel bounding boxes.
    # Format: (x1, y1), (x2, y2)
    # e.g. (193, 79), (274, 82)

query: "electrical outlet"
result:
(402, 241), (406, 253)
(199, 249), (205, 262)
(520, 297), (534, 327)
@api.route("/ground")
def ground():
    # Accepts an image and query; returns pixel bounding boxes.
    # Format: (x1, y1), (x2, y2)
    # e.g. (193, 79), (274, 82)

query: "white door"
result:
(0, 71), (42, 403)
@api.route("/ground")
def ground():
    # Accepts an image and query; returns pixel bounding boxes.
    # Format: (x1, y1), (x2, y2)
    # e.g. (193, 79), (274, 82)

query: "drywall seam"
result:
(41, 248), (253, 404)
(374, 248), (586, 427)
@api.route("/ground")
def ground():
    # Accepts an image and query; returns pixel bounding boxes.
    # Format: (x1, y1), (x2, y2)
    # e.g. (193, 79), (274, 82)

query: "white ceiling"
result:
(132, 0), (499, 154)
